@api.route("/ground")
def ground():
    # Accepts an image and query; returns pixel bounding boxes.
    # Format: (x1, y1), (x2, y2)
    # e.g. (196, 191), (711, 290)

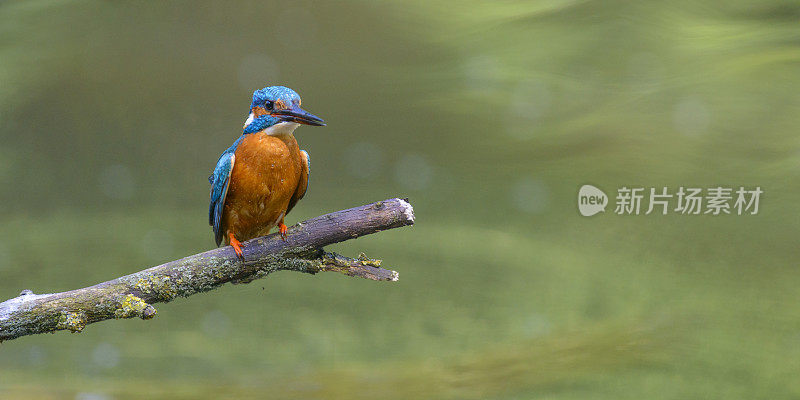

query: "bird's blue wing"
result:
(209, 148), (237, 246)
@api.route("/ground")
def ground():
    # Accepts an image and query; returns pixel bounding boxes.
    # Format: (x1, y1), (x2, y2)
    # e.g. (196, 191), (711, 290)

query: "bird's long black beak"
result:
(272, 105), (325, 126)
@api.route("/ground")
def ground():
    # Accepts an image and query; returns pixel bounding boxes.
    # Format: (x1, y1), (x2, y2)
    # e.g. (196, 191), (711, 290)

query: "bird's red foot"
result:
(228, 232), (244, 260)
(279, 222), (288, 241)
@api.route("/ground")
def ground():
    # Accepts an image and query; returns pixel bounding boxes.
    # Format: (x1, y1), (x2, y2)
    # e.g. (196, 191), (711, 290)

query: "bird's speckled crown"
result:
(250, 86), (301, 110)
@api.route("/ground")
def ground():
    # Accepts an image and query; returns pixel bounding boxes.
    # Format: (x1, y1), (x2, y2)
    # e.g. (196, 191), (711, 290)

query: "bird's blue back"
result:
(208, 135), (244, 246)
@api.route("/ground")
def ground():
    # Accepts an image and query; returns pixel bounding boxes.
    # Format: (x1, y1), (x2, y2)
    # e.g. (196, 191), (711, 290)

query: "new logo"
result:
(578, 185), (608, 216)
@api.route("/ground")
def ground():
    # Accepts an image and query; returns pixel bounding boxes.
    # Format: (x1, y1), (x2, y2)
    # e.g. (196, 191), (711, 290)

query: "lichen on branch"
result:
(0, 198), (414, 342)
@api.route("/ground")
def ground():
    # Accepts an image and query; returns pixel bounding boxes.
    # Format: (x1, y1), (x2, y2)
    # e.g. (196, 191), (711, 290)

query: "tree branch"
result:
(0, 198), (414, 342)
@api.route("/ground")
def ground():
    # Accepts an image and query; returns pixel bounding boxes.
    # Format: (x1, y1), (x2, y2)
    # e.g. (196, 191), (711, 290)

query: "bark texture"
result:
(0, 198), (414, 341)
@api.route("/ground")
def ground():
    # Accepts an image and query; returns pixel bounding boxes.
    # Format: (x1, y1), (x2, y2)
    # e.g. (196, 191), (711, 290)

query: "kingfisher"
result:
(208, 86), (325, 259)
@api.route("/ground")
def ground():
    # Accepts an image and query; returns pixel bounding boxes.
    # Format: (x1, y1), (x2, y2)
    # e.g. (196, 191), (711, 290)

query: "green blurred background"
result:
(1, 0), (799, 398)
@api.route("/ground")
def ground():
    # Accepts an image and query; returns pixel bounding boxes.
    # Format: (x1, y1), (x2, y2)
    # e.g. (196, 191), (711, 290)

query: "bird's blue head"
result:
(242, 86), (325, 135)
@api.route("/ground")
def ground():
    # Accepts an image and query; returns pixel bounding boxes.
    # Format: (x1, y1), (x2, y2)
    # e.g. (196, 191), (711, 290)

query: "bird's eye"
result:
(265, 100), (274, 110)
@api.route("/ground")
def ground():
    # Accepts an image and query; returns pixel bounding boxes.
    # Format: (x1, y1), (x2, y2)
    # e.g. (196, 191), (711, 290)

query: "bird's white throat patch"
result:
(263, 121), (301, 136)
(243, 113), (300, 136)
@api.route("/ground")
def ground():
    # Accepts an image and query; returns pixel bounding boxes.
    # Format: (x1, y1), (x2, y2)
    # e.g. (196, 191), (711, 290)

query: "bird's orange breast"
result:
(221, 132), (304, 243)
